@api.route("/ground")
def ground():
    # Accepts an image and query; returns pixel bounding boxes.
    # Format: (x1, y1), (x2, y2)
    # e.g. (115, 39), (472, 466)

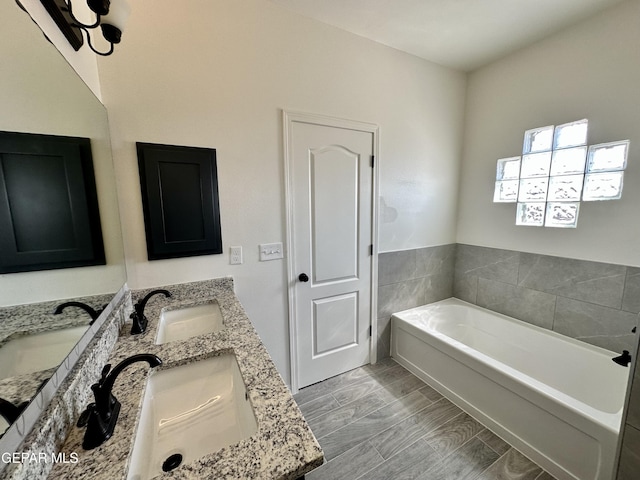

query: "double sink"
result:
(128, 301), (257, 480)
(46, 281), (323, 480)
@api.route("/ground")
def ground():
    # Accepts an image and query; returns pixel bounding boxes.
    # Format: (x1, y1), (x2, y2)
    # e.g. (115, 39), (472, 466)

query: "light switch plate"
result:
(259, 242), (283, 261)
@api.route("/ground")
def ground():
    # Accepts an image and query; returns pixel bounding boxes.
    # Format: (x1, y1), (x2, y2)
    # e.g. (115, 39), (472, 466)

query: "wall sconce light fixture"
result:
(39, 0), (131, 56)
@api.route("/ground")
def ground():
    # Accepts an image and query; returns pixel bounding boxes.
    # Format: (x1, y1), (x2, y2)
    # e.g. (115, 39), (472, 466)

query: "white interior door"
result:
(287, 115), (375, 389)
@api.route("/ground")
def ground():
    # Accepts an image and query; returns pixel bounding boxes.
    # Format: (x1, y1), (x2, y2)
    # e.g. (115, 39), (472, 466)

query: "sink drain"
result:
(162, 453), (183, 472)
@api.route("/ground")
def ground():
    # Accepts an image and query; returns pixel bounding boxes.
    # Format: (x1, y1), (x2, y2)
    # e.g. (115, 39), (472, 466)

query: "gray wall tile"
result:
(627, 355), (640, 431)
(424, 274), (454, 305)
(617, 425), (640, 480)
(518, 254), (626, 309)
(622, 268), (640, 314)
(379, 249), (418, 286)
(476, 278), (556, 330)
(455, 244), (520, 285)
(451, 244), (638, 352)
(554, 297), (637, 352)
(377, 244), (455, 359)
(621, 334), (640, 479)
(377, 315), (392, 360)
(377, 278), (427, 320)
(377, 278), (426, 360)
(416, 244), (455, 279)
(378, 242), (638, 359)
(453, 271), (478, 304)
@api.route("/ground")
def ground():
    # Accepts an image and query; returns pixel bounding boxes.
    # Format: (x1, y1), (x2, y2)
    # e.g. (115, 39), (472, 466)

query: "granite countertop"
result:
(0, 293), (113, 347)
(48, 278), (323, 480)
(0, 294), (113, 437)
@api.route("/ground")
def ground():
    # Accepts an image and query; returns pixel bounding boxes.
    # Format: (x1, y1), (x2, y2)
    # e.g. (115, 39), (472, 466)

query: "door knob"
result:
(298, 273), (309, 282)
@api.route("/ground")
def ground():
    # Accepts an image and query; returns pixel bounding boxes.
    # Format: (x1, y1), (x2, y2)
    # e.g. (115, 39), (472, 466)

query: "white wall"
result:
(458, 0), (640, 267)
(0, 1), (124, 306)
(96, 0), (466, 381)
(19, 0), (102, 99)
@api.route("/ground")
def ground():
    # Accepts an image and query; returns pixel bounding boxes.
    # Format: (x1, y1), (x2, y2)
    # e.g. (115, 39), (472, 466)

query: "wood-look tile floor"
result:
(294, 358), (558, 480)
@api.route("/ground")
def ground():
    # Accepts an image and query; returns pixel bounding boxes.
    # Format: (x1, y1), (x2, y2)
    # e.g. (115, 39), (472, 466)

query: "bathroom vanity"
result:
(5, 278), (323, 480)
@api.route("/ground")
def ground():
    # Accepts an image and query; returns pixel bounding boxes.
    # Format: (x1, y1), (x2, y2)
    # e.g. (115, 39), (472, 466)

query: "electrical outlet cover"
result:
(230, 246), (243, 265)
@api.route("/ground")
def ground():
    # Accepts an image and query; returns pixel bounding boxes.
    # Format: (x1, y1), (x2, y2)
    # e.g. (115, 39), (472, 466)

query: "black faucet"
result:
(612, 350), (632, 367)
(54, 301), (106, 325)
(78, 354), (162, 450)
(0, 397), (28, 424)
(130, 289), (172, 335)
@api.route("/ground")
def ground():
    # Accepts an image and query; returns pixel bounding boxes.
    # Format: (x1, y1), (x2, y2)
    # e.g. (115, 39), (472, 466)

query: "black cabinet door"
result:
(0, 131), (105, 273)
(136, 143), (222, 260)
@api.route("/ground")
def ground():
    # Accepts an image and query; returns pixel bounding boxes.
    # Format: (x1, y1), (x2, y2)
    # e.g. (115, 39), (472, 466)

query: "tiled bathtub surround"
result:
(378, 244), (638, 357)
(618, 336), (640, 479)
(454, 244), (639, 353)
(377, 244), (455, 359)
(379, 244), (640, 478)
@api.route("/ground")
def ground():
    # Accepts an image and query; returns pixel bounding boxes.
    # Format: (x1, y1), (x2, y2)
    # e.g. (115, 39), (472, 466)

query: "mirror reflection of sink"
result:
(127, 354), (257, 480)
(155, 302), (224, 345)
(0, 416), (8, 434)
(0, 325), (87, 381)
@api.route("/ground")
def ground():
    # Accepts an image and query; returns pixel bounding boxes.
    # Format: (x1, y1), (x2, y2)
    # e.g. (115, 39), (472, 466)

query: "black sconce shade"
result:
(40, 0), (84, 51)
(38, 0), (130, 55)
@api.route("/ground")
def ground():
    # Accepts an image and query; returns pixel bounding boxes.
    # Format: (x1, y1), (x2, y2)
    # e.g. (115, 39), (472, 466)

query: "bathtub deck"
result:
(294, 358), (557, 480)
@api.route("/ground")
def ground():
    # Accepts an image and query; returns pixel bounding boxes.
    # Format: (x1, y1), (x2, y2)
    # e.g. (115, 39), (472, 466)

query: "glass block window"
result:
(548, 175), (583, 201)
(546, 202), (580, 228)
(496, 156), (521, 180)
(553, 119), (588, 149)
(550, 147), (587, 176)
(523, 126), (553, 154)
(516, 203), (545, 226)
(587, 141), (629, 172)
(494, 180), (519, 203)
(583, 172), (624, 200)
(493, 119), (629, 228)
(521, 152), (551, 178)
(518, 178), (548, 202)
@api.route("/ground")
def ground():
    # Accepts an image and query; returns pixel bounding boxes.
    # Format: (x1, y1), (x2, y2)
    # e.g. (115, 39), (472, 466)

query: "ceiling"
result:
(268, 0), (627, 71)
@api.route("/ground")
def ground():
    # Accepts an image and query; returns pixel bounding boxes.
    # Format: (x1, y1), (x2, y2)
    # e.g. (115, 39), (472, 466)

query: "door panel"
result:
(311, 146), (359, 283)
(313, 292), (359, 356)
(290, 120), (374, 388)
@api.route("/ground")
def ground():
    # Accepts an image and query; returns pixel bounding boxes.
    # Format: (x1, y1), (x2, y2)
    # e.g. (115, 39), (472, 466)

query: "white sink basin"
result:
(127, 355), (257, 480)
(0, 325), (87, 380)
(155, 302), (224, 345)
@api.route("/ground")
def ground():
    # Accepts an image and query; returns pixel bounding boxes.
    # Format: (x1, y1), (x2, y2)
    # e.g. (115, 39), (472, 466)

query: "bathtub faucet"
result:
(612, 350), (632, 367)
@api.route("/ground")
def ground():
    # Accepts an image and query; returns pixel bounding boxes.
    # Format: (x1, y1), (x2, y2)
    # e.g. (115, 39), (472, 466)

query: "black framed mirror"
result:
(0, 1), (126, 438)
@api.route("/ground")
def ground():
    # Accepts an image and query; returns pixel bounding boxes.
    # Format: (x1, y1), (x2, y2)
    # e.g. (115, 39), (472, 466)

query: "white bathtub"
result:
(391, 298), (628, 480)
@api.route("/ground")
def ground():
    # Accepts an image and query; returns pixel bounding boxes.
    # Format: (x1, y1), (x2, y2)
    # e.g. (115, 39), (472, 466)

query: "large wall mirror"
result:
(0, 1), (126, 438)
